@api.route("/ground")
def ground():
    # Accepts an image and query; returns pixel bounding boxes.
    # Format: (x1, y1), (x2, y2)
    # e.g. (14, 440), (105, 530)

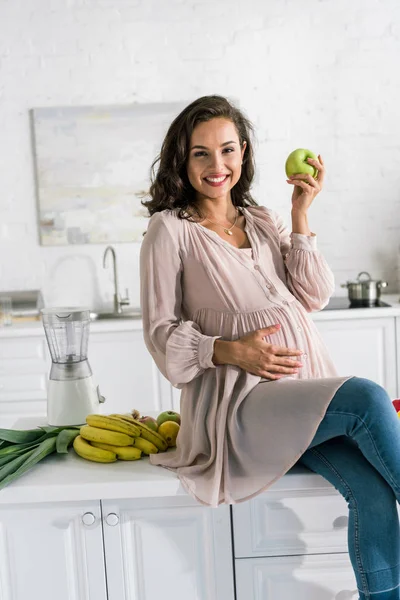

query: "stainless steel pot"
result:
(341, 271), (388, 306)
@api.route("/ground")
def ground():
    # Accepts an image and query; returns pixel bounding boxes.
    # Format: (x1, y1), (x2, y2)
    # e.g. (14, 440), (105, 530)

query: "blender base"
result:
(47, 377), (105, 426)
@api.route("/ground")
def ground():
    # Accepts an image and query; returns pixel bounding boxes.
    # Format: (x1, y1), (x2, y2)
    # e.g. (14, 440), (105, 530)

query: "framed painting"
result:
(31, 102), (186, 245)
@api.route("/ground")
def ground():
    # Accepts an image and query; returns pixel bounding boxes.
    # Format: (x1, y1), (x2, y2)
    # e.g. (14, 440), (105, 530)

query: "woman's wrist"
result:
(212, 339), (238, 366)
(291, 209), (311, 236)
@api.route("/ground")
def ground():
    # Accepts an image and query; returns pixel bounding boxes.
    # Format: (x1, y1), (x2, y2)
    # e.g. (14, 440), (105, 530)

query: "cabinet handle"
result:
(82, 512), (96, 526)
(105, 512), (119, 526)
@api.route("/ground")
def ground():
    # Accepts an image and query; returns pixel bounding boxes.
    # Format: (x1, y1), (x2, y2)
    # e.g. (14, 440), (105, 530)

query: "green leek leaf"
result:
(0, 428), (46, 444)
(56, 429), (79, 454)
(0, 437), (57, 491)
(0, 450), (36, 483)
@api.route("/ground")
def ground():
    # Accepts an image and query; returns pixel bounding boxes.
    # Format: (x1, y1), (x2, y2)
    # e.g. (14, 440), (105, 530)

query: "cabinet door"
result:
(101, 497), (235, 600)
(0, 336), (48, 402)
(235, 553), (357, 600)
(0, 500), (107, 600)
(89, 330), (157, 415)
(315, 317), (397, 397)
(0, 335), (49, 426)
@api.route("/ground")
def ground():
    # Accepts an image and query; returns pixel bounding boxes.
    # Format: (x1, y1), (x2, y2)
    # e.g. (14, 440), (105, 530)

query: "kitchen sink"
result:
(90, 309), (142, 321)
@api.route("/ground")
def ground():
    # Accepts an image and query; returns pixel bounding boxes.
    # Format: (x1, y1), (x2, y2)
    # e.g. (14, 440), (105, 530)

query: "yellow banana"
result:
(73, 435), (117, 463)
(131, 437), (158, 455)
(110, 414), (168, 452)
(80, 425), (133, 447)
(110, 413), (137, 424)
(90, 441), (142, 460)
(86, 414), (140, 437)
(131, 419), (168, 452)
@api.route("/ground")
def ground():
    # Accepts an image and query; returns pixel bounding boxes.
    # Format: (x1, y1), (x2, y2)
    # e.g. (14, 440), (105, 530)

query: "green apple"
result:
(157, 410), (181, 427)
(285, 148), (318, 179)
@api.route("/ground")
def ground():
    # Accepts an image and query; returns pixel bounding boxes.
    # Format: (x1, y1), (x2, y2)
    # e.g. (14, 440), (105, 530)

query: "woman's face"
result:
(186, 118), (247, 203)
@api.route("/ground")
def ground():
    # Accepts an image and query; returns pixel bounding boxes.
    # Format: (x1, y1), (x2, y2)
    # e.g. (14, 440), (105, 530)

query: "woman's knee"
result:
(335, 376), (391, 411)
(301, 441), (397, 514)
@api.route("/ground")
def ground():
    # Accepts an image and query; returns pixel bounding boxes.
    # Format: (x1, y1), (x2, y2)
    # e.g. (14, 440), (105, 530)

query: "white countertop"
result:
(1, 294), (400, 339)
(0, 415), (328, 506)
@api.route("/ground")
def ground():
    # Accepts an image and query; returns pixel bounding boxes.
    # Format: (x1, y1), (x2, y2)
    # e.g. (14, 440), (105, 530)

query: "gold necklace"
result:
(202, 207), (239, 236)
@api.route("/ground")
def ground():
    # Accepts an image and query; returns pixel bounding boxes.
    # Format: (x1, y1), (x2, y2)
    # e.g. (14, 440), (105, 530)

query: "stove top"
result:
(322, 297), (391, 311)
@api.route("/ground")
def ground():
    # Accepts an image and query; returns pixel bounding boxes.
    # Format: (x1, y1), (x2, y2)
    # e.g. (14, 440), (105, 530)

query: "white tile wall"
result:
(0, 0), (399, 310)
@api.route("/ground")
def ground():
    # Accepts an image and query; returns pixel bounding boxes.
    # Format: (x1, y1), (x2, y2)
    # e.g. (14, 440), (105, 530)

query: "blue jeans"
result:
(297, 377), (400, 600)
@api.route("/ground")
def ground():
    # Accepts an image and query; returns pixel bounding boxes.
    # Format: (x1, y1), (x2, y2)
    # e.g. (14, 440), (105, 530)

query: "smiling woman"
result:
(139, 95), (400, 600)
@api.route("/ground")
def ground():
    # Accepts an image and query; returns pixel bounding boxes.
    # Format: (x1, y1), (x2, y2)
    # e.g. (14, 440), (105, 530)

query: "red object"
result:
(392, 399), (400, 412)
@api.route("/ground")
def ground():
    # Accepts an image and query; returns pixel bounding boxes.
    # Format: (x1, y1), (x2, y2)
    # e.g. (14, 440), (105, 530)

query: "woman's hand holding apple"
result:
(286, 153), (325, 214)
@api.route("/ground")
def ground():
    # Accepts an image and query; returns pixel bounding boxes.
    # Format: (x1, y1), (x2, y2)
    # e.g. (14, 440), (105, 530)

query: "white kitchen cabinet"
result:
(232, 468), (359, 600)
(235, 553), (357, 600)
(315, 316), (398, 397)
(1, 309), (399, 424)
(88, 329), (158, 415)
(0, 500), (107, 600)
(101, 496), (235, 600)
(0, 494), (234, 600)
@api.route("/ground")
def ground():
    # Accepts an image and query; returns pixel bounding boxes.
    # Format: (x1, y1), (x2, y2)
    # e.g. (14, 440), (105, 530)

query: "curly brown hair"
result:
(140, 95), (259, 222)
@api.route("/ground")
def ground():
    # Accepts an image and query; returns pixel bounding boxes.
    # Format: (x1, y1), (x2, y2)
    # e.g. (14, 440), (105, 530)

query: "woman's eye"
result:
(193, 148), (234, 158)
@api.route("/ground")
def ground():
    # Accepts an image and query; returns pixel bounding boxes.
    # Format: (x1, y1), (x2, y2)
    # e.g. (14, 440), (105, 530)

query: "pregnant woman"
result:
(139, 94), (400, 600)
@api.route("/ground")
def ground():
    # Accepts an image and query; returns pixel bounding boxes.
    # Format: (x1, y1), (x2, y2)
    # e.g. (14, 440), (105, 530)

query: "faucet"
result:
(102, 246), (130, 314)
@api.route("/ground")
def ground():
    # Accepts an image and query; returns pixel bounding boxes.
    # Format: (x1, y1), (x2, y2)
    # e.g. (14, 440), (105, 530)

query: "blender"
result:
(41, 307), (105, 426)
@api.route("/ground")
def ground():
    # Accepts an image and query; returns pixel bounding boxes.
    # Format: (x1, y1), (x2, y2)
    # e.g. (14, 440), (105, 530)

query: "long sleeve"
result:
(140, 213), (222, 389)
(273, 211), (335, 312)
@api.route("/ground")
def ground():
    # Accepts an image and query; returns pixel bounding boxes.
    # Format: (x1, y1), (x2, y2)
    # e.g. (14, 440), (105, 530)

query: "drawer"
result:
(0, 400), (47, 426)
(232, 487), (349, 557)
(0, 373), (47, 398)
(235, 553), (357, 600)
(0, 359), (48, 377)
(0, 338), (47, 361)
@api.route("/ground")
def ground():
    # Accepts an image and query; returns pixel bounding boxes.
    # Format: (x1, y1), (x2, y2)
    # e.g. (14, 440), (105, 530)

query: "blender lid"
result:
(41, 307), (91, 321)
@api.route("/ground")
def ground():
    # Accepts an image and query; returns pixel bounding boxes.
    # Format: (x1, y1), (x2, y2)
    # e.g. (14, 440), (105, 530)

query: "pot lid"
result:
(346, 271), (385, 284)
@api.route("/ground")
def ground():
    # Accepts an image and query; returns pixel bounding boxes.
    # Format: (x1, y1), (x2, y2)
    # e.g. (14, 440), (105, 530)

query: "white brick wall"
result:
(0, 0), (399, 311)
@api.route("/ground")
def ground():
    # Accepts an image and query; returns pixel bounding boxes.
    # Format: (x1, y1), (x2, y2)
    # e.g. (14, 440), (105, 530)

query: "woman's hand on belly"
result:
(230, 324), (304, 380)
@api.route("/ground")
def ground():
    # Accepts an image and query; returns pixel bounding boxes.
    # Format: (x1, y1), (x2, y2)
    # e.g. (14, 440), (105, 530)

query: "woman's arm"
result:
(140, 213), (222, 388)
(274, 210), (335, 312)
(278, 153), (334, 311)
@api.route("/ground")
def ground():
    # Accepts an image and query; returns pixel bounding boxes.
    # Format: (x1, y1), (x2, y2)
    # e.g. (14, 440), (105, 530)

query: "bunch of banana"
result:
(110, 413), (168, 452)
(72, 413), (168, 463)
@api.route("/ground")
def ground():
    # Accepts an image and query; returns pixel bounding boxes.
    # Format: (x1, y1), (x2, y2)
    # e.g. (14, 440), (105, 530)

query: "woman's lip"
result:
(203, 175), (229, 187)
